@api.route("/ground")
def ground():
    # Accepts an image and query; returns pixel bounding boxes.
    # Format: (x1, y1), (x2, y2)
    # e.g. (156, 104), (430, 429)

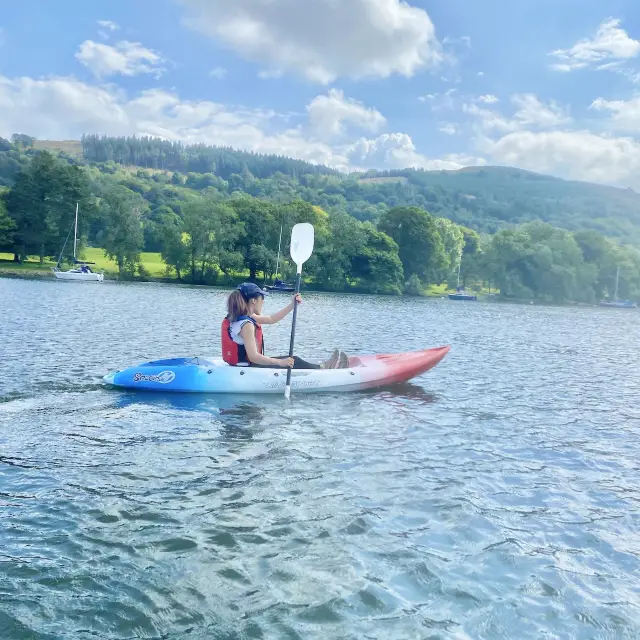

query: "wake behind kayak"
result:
(103, 347), (450, 394)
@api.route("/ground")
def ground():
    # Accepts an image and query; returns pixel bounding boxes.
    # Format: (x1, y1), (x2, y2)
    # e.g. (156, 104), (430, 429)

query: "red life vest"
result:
(221, 316), (264, 365)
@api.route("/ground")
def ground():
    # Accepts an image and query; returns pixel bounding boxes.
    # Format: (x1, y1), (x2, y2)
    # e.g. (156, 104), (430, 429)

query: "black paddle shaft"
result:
(285, 272), (302, 387)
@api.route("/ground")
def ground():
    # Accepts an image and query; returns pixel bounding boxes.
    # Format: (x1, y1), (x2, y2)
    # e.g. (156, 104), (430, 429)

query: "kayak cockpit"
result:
(142, 356), (219, 367)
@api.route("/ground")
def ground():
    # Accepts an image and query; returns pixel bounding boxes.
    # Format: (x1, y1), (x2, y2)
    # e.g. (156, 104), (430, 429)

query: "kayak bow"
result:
(103, 346), (450, 394)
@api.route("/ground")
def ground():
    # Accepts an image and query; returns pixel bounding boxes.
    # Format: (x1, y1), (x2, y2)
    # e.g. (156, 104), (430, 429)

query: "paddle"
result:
(285, 223), (315, 399)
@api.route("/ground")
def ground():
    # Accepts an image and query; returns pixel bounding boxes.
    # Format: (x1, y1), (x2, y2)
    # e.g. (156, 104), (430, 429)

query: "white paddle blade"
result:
(290, 223), (315, 269)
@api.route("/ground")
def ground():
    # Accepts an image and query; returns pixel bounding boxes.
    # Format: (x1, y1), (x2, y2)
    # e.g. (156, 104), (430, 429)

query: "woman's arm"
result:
(239, 323), (293, 367)
(252, 294), (302, 325)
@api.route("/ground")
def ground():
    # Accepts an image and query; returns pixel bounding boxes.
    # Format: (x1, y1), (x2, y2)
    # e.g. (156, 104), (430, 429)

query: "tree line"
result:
(80, 134), (339, 180)
(1, 147), (640, 303)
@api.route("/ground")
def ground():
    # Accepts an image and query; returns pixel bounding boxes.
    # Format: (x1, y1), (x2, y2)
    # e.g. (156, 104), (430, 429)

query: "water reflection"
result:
(113, 390), (264, 415)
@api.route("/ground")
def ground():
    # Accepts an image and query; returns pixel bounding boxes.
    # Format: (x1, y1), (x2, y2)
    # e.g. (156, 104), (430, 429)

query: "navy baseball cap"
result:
(237, 282), (268, 299)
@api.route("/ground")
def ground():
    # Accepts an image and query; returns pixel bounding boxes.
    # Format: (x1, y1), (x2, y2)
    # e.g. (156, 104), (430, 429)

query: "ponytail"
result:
(227, 290), (250, 322)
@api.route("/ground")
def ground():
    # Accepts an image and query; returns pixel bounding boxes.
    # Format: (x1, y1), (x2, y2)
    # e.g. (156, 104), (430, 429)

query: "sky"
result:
(1, 0), (640, 187)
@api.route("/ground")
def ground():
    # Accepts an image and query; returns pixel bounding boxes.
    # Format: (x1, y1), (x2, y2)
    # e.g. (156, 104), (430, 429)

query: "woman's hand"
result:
(276, 357), (295, 368)
(292, 293), (302, 305)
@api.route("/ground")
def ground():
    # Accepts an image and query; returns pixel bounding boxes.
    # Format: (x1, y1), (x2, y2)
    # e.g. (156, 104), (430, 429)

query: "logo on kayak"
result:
(133, 371), (176, 384)
(263, 379), (319, 389)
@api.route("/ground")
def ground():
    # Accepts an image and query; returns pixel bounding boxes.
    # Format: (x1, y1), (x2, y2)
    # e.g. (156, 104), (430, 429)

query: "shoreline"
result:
(0, 269), (619, 308)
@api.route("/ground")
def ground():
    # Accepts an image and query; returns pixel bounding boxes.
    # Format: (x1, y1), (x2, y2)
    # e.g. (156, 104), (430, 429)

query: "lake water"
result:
(1, 277), (639, 639)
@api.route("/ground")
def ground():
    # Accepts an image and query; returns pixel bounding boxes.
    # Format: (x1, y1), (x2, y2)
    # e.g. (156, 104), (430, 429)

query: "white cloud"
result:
(97, 20), (119, 32)
(306, 89), (386, 138)
(510, 93), (571, 128)
(346, 132), (463, 171)
(98, 20), (120, 31)
(209, 67), (227, 79)
(486, 129), (640, 187)
(178, 0), (442, 84)
(463, 103), (515, 133)
(549, 18), (640, 72)
(419, 88), (457, 111)
(464, 93), (571, 132)
(0, 74), (344, 166)
(591, 95), (640, 131)
(438, 122), (457, 135)
(97, 20), (119, 40)
(0, 73), (465, 173)
(456, 90), (640, 187)
(76, 40), (165, 78)
(477, 94), (499, 104)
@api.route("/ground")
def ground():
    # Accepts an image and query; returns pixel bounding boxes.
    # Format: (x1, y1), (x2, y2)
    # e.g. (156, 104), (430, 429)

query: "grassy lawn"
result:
(80, 248), (169, 277)
(0, 248), (171, 278)
(424, 283), (449, 297)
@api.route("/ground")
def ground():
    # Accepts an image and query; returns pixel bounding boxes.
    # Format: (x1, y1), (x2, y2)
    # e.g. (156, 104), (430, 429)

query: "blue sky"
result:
(1, 0), (640, 187)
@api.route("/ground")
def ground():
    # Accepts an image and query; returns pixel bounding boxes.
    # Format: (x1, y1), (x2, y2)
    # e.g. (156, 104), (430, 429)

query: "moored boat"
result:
(52, 203), (104, 282)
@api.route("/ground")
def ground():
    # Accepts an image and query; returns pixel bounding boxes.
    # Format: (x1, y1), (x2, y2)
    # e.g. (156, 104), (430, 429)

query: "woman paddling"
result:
(221, 282), (348, 369)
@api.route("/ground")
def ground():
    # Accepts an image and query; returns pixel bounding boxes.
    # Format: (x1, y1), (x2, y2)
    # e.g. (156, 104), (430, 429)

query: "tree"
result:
(0, 196), (16, 249)
(433, 217), (464, 284)
(315, 211), (365, 290)
(485, 222), (596, 302)
(351, 223), (404, 294)
(11, 134), (35, 148)
(378, 206), (446, 283)
(227, 197), (279, 280)
(181, 195), (243, 282)
(159, 211), (189, 280)
(98, 185), (146, 275)
(5, 152), (93, 264)
(459, 227), (482, 288)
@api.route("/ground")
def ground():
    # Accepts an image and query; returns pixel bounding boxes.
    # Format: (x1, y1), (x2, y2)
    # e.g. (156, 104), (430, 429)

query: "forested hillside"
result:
(2, 133), (640, 303)
(77, 135), (640, 242)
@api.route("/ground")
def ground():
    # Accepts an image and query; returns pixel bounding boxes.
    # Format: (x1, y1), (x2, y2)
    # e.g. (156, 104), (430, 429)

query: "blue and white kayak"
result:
(103, 347), (450, 394)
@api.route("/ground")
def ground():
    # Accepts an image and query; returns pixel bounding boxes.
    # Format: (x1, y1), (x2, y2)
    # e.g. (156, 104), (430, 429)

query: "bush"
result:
(404, 273), (423, 296)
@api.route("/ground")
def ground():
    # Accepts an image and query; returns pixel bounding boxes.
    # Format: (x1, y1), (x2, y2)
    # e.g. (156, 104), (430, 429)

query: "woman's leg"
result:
(250, 356), (320, 370)
(290, 356), (321, 370)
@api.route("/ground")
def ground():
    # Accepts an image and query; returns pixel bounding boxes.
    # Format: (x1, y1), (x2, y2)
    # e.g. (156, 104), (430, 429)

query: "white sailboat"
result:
(265, 224), (294, 292)
(448, 249), (477, 301)
(599, 267), (636, 308)
(52, 203), (104, 281)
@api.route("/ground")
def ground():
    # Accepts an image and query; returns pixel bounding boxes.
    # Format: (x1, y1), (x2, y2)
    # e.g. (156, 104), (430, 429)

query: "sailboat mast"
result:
(457, 248), (462, 289)
(73, 202), (79, 261)
(274, 224), (282, 283)
(615, 266), (620, 299)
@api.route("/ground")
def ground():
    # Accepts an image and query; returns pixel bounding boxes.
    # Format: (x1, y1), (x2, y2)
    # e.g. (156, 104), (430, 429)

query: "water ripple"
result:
(1, 278), (640, 638)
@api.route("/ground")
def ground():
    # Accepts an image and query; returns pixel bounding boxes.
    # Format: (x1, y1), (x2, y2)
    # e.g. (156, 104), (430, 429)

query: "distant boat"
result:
(599, 267), (637, 308)
(266, 278), (295, 293)
(264, 224), (295, 292)
(52, 203), (104, 282)
(449, 290), (478, 301)
(448, 252), (477, 301)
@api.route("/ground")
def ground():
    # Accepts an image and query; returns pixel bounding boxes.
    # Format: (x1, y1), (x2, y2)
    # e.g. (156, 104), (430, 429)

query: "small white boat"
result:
(53, 268), (103, 282)
(448, 250), (477, 301)
(52, 203), (104, 282)
(598, 267), (637, 308)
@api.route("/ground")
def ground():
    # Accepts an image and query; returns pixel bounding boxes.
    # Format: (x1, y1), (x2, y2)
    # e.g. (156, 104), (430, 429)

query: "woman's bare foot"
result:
(321, 348), (339, 369)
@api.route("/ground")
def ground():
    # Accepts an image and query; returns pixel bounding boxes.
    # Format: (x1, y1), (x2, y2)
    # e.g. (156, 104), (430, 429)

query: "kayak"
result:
(103, 346), (450, 394)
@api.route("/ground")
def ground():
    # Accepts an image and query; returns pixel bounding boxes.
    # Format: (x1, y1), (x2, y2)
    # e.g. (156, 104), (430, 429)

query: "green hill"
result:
(3, 134), (640, 243)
